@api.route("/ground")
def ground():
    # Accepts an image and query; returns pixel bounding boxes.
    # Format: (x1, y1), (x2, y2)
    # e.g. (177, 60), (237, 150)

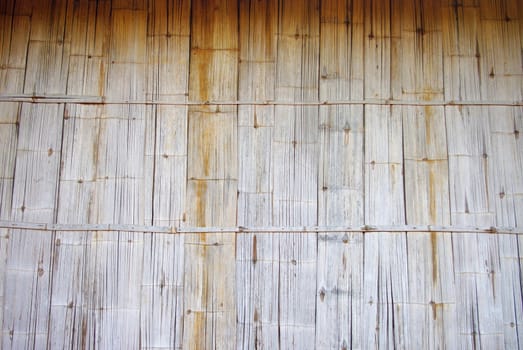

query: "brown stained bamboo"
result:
(183, 1), (238, 349)
(0, 4), (29, 224)
(402, 102), (456, 347)
(397, 4), (454, 342)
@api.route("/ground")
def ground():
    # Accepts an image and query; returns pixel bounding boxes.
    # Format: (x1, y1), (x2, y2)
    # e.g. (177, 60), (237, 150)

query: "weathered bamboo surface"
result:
(0, 0), (522, 349)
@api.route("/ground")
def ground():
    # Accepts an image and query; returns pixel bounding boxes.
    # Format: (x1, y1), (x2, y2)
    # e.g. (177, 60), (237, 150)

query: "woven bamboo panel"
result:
(0, 0), (522, 349)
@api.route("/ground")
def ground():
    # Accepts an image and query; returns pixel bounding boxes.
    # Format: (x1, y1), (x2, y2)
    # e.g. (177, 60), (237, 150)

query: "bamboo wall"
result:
(0, 0), (522, 348)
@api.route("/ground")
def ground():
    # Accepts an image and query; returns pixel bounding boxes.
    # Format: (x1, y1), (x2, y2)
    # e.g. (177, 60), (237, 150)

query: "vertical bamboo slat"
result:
(183, 0), (238, 348)
(88, 5), (147, 348)
(0, 3), (29, 346)
(398, 1), (458, 348)
(48, 2), (106, 348)
(363, 4), (409, 346)
(271, 1), (320, 347)
(236, 0), (278, 349)
(488, 106), (522, 347)
(141, 1), (190, 348)
(443, 6), (518, 334)
(0, 2), (30, 221)
(316, 0), (365, 348)
(4, 103), (64, 348)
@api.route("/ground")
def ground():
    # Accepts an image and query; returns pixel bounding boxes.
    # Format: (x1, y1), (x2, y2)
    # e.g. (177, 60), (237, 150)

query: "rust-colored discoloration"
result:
(253, 308), (259, 322)
(252, 234), (257, 264)
(424, 106), (432, 146)
(390, 163), (397, 188)
(490, 268), (496, 299)
(195, 180), (208, 241)
(81, 318), (87, 349)
(98, 61), (105, 96)
(263, 3), (275, 60)
(430, 232), (438, 284)
(184, 1), (238, 347)
(429, 301), (444, 320)
(428, 163), (437, 223)
(195, 49), (212, 103)
(191, 311), (206, 350)
(244, 0), (276, 61)
(201, 120), (213, 177)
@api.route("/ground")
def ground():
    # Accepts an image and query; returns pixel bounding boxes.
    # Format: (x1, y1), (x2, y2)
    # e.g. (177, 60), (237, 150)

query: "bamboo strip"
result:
(0, 221), (521, 235)
(0, 94), (522, 106)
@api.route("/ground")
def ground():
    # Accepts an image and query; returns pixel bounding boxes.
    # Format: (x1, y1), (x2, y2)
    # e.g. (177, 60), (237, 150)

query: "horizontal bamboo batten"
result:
(1, 93), (522, 106)
(0, 220), (522, 235)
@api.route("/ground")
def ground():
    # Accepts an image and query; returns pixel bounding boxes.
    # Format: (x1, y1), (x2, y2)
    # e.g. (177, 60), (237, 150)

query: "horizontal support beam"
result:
(0, 94), (522, 107)
(0, 221), (521, 235)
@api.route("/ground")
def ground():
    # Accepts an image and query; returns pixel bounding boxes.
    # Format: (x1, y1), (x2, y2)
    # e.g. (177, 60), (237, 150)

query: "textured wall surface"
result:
(0, 0), (522, 348)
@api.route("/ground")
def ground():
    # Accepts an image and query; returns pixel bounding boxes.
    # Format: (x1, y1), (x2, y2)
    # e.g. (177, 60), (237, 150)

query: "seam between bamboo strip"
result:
(0, 94), (522, 107)
(0, 221), (521, 235)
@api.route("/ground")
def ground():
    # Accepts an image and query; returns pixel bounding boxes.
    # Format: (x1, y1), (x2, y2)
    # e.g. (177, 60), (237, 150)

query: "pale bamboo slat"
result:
(271, 1), (320, 348)
(236, 1), (278, 348)
(316, 0), (365, 348)
(4, 102), (64, 348)
(488, 106), (523, 348)
(143, 19), (189, 337)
